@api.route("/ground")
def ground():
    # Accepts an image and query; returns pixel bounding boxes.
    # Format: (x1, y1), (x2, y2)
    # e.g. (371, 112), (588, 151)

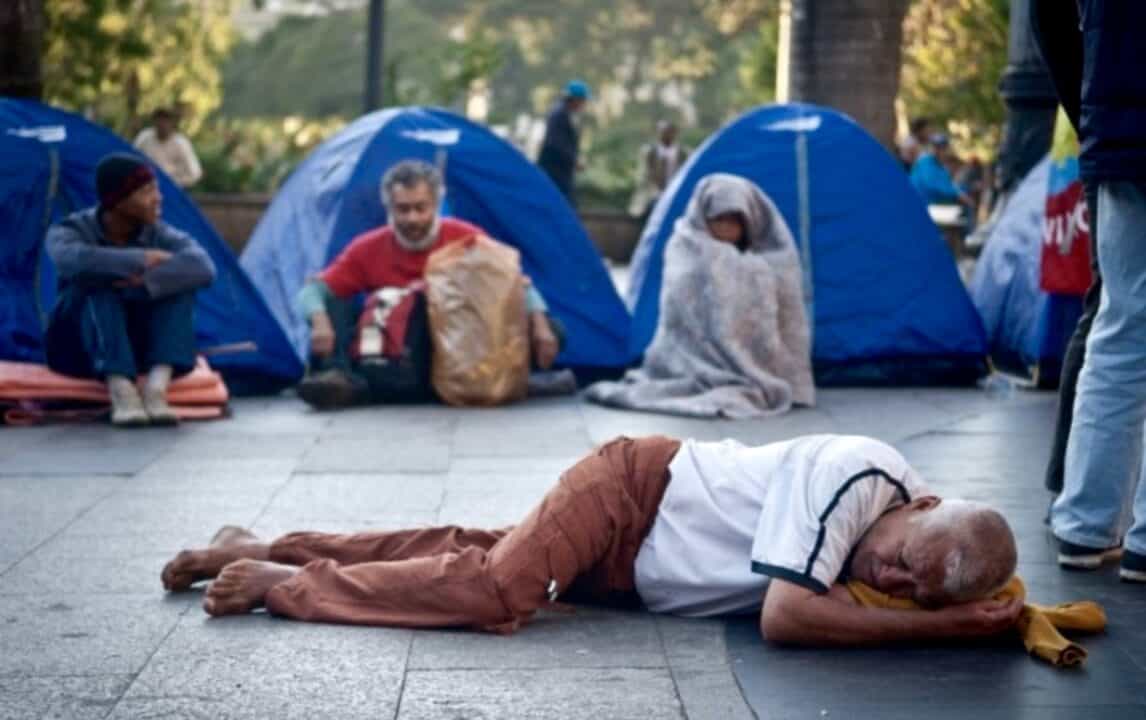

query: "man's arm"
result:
(297, 279), (337, 358)
(46, 223), (148, 281)
(143, 226), (216, 298)
(759, 578), (1023, 647)
(176, 135), (204, 187)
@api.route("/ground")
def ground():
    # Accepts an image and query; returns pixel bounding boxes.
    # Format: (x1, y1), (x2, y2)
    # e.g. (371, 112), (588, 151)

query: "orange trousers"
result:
(263, 436), (681, 634)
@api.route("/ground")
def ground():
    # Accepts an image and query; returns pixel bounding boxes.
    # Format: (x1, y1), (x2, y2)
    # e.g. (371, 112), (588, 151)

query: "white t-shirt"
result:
(134, 128), (203, 188)
(634, 435), (930, 617)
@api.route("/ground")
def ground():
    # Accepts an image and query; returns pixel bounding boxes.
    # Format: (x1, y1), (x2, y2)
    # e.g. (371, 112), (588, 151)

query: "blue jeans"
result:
(1053, 181), (1146, 554)
(45, 286), (197, 380)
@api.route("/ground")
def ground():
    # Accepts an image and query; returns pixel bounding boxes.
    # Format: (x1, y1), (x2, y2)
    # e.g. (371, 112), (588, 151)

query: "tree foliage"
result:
(221, 1), (502, 117)
(900, 0), (1010, 154)
(43, 0), (236, 135)
(219, 1), (777, 202)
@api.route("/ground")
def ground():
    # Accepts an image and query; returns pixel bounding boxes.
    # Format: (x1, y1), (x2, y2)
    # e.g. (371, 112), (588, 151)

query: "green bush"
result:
(193, 116), (344, 193)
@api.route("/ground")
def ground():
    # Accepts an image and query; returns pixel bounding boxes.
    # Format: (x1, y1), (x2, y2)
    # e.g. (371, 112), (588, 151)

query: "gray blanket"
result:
(586, 173), (815, 418)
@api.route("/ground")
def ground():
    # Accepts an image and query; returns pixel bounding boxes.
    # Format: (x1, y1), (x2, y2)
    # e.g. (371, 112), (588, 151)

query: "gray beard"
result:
(393, 216), (441, 251)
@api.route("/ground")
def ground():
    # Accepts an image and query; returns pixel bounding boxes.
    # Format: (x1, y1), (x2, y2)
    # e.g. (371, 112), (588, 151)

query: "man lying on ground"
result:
(162, 434), (1022, 644)
(44, 153), (216, 427)
(295, 159), (563, 409)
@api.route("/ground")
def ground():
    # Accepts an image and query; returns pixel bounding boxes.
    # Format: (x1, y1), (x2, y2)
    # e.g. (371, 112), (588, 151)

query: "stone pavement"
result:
(1, 387), (1143, 719)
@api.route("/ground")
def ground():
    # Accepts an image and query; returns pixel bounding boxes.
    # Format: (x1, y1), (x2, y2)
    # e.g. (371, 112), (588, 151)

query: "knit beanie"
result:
(96, 153), (155, 210)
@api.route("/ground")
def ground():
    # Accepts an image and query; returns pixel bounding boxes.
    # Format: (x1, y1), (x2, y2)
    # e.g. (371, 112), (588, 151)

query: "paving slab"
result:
(0, 594), (189, 676)
(0, 475), (128, 574)
(264, 472), (445, 517)
(453, 401), (595, 458)
(248, 513), (443, 541)
(0, 443), (167, 476)
(727, 614), (1146, 716)
(668, 666), (755, 720)
(396, 668), (683, 720)
(107, 615), (409, 720)
(159, 433), (318, 463)
(124, 457), (297, 499)
(656, 615), (756, 720)
(409, 607), (664, 670)
(64, 494), (269, 539)
(299, 431), (453, 473)
(0, 674), (133, 720)
(436, 470), (557, 526)
(0, 548), (173, 596)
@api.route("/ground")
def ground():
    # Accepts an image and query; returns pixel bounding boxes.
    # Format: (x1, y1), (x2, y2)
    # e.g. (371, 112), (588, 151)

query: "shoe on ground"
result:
(1057, 540), (1123, 570)
(109, 382), (150, 428)
(1120, 549), (1146, 583)
(142, 386), (179, 426)
(296, 369), (365, 410)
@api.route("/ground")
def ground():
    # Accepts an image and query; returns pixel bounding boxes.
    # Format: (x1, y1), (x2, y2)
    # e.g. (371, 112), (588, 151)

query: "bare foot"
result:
(202, 559), (298, 616)
(161, 525), (270, 592)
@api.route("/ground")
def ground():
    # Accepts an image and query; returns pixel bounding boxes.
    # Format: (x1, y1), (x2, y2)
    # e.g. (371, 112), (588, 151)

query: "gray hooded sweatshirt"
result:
(46, 207), (216, 299)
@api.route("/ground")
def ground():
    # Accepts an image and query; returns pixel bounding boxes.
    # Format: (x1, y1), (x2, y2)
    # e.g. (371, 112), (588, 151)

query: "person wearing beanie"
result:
(537, 80), (591, 203)
(43, 152), (216, 427)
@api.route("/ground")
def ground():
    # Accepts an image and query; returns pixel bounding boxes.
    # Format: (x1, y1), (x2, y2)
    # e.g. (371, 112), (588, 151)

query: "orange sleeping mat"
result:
(0, 357), (229, 424)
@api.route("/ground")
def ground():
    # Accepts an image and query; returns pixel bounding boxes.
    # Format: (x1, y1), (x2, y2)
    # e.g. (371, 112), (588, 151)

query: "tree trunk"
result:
(0, 0), (45, 99)
(781, 0), (910, 149)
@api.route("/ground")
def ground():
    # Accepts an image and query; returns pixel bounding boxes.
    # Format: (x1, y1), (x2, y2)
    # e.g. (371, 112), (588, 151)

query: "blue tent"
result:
(970, 157), (1081, 385)
(0, 133), (53, 364)
(240, 106), (631, 370)
(0, 99), (301, 393)
(629, 104), (988, 384)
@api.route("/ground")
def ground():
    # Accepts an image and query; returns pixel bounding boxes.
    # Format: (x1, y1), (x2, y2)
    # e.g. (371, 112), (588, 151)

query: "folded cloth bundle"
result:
(0, 357), (229, 424)
(847, 577), (1106, 668)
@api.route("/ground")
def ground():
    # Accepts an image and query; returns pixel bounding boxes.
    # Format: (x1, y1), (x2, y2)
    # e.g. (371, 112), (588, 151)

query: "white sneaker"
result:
(142, 386), (179, 426)
(107, 376), (149, 427)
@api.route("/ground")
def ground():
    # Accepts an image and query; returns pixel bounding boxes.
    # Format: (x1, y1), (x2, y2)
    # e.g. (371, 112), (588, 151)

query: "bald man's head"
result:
(910, 500), (1017, 605)
(850, 497), (1017, 607)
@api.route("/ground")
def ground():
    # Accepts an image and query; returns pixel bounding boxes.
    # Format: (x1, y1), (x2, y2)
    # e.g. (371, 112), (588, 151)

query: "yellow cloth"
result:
(846, 577), (1106, 668)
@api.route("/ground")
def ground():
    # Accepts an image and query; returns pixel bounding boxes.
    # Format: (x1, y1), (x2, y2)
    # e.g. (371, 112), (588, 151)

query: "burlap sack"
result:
(424, 236), (530, 406)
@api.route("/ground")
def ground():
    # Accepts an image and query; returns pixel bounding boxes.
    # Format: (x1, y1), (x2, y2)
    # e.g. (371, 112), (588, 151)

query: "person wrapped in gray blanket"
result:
(586, 173), (814, 418)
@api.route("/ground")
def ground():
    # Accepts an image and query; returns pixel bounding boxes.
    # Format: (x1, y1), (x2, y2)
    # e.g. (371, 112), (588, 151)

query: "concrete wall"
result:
(193, 193), (644, 263)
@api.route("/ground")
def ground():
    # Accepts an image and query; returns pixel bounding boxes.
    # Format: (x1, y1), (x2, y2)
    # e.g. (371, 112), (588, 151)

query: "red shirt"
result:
(320, 218), (483, 298)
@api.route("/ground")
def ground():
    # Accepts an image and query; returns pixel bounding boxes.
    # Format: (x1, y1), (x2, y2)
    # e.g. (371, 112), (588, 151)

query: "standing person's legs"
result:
(1046, 184), (1102, 494)
(202, 436), (680, 632)
(1053, 182), (1146, 560)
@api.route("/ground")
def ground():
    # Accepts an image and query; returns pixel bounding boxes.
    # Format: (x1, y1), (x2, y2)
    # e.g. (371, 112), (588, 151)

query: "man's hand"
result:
(143, 249), (173, 268)
(760, 578), (1024, 647)
(931, 595), (1024, 638)
(310, 311), (336, 358)
(530, 312), (559, 369)
(113, 274), (145, 289)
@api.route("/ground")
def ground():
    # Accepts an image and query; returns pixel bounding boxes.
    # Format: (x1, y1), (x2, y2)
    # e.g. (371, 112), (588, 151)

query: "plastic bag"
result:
(424, 235), (529, 406)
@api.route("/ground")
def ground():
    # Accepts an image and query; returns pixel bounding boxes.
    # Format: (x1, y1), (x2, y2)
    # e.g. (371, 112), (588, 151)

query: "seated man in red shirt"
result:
(296, 160), (563, 408)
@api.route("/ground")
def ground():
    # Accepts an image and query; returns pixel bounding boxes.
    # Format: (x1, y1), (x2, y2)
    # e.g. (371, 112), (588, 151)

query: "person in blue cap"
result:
(537, 80), (590, 203)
